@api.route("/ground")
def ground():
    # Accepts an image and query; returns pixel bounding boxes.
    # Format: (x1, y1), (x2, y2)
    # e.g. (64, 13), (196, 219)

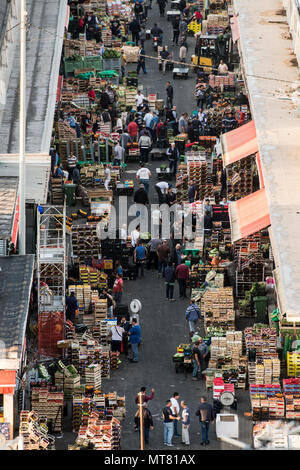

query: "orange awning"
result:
(256, 152), (265, 188)
(222, 120), (258, 166)
(0, 370), (16, 394)
(230, 16), (240, 43)
(229, 188), (271, 242)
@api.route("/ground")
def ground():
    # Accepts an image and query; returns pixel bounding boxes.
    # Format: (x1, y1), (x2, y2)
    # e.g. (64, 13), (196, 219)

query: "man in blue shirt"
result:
(128, 318), (141, 362)
(134, 241), (147, 277)
(185, 299), (202, 332)
(149, 112), (159, 144)
(66, 292), (79, 324)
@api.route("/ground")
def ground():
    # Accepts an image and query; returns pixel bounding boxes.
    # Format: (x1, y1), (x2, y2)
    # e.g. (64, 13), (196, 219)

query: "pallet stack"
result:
(93, 297), (108, 325)
(71, 224), (100, 263)
(50, 177), (65, 205)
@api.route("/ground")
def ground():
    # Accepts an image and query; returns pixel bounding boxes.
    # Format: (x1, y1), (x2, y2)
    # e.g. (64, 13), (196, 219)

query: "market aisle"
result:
(100, 3), (253, 451)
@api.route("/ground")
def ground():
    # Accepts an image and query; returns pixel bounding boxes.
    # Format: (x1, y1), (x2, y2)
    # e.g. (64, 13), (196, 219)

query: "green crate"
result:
(64, 58), (84, 76)
(83, 56), (103, 71)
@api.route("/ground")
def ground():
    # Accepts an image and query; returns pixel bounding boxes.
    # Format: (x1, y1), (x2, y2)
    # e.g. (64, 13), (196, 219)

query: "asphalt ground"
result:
(57, 2), (255, 451)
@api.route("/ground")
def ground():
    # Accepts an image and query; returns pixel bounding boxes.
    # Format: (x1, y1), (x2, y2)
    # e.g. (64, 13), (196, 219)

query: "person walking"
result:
(134, 403), (154, 446)
(157, 0), (167, 17)
(165, 261), (176, 301)
(137, 44), (147, 74)
(66, 291), (79, 324)
(147, 238), (162, 270)
(181, 401), (190, 445)
(138, 132), (152, 163)
(195, 396), (215, 446)
(179, 41), (188, 63)
(134, 240), (147, 278)
(162, 400), (180, 446)
(113, 141), (125, 165)
(128, 318), (141, 362)
(136, 163), (151, 194)
(157, 239), (170, 278)
(172, 16), (180, 45)
(166, 81), (174, 109)
(166, 142), (180, 175)
(160, 47), (170, 74)
(112, 273), (124, 304)
(185, 298), (201, 332)
(188, 179), (198, 203)
(170, 392), (181, 437)
(175, 260), (190, 298)
(103, 164), (111, 191)
(129, 18), (141, 45)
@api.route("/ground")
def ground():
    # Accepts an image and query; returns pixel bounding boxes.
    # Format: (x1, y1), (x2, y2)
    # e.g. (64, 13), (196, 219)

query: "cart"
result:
(173, 67), (189, 79)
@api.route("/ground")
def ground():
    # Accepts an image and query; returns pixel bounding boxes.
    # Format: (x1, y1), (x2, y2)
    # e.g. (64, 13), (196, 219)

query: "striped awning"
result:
(229, 188), (271, 242)
(222, 120), (258, 166)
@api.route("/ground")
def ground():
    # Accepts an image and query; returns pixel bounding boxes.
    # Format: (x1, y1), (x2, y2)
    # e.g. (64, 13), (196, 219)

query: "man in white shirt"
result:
(131, 226), (140, 249)
(218, 59), (228, 75)
(170, 392), (181, 437)
(155, 181), (169, 204)
(110, 318), (125, 358)
(113, 142), (125, 165)
(136, 163), (151, 194)
(136, 90), (145, 110)
(104, 164), (111, 191)
(151, 208), (162, 238)
(144, 110), (154, 131)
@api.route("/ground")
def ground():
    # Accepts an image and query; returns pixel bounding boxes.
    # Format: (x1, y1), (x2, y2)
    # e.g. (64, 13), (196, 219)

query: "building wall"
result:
(285, 0), (300, 66)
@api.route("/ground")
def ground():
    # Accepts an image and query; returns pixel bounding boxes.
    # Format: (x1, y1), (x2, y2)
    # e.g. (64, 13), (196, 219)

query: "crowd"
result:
(133, 386), (215, 447)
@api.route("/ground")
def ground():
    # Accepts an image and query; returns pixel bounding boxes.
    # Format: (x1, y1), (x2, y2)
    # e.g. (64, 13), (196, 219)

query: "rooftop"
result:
(233, 0), (300, 320)
(0, 176), (18, 240)
(0, 0), (67, 154)
(0, 255), (34, 366)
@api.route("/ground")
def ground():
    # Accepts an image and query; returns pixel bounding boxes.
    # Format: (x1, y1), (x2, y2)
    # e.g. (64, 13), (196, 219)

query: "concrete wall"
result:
(285, 0), (300, 66)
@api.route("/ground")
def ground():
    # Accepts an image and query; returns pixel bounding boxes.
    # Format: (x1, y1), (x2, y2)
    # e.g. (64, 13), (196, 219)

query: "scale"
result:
(216, 391), (239, 439)
(130, 299), (142, 323)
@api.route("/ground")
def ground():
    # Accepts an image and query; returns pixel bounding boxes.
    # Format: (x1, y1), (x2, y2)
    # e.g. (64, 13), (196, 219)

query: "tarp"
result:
(222, 120), (258, 166)
(229, 188), (271, 242)
(230, 15), (240, 43)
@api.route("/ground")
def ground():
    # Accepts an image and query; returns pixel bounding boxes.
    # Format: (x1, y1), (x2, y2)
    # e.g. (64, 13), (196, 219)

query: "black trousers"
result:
(178, 279), (187, 298)
(173, 30), (179, 44)
(147, 251), (158, 270)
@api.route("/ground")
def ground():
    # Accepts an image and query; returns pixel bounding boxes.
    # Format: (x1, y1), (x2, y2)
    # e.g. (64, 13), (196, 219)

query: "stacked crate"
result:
(19, 411), (55, 450)
(93, 297), (108, 325)
(71, 224), (100, 263)
(201, 287), (235, 333)
(85, 364), (102, 392)
(50, 177), (64, 204)
(31, 387), (64, 433)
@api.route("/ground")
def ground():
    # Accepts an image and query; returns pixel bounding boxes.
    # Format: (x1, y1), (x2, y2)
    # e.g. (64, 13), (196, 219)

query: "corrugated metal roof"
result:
(0, 176), (18, 240)
(0, 255), (34, 360)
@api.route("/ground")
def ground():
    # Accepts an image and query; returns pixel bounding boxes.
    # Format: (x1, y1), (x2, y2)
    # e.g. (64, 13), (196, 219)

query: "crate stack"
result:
(54, 364), (81, 399)
(187, 152), (213, 200)
(93, 297), (108, 325)
(201, 287), (235, 333)
(50, 177), (65, 205)
(100, 320), (109, 345)
(175, 166), (188, 203)
(71, 225), (100, 263)
(125, 88), (137, 107)
(110, 351), (120, 369)
(71, 417), (121, 450)
(31, 387), (64, 434)
(19, 411), (55, 450)
(226, 155), (254, 201)
(244, 326), (277, 357)
(101, 350), (111, 379)
(85, 364), (102, 392)
(287, 352), (300, 377)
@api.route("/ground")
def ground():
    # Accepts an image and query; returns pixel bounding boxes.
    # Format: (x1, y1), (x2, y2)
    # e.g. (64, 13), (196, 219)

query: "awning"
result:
(229, 188), (271, 242)
(256, 152), (265, 188)
(222, 120), (258, 166)
(230, 16), (240, 43)
(0, 370), (16, 394)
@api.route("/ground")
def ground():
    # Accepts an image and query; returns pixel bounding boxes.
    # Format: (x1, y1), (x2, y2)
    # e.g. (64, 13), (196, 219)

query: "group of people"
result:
(134, 387), (215, 447)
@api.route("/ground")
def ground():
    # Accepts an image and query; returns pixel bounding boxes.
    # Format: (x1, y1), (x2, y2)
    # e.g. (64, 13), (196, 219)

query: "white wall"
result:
(285, 0), (300, 66)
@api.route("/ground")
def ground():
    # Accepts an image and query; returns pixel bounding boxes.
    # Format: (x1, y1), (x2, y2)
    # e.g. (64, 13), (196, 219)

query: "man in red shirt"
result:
(175, 260), (190, 299)
(135, 387), (155, 404)
(128, 119), (139, 142)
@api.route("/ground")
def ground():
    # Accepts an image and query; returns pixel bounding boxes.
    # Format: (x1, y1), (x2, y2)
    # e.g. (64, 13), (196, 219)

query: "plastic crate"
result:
(83, 56), (103, 71)
(64, 58), (84, 76)
(102, 57), (121, 71)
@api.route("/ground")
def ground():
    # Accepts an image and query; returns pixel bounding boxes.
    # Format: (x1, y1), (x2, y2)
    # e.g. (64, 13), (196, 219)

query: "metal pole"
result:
(19, 0), (27, 255)
(138, 392), (144, 450)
